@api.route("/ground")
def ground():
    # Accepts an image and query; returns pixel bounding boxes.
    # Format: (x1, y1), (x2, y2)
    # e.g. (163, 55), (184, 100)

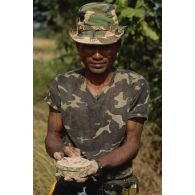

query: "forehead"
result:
(77, 42), (119, 50)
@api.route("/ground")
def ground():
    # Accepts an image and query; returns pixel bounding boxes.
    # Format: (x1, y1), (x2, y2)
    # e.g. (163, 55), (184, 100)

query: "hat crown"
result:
(69, 2), (125, 45)
(78, 2), (118, 27)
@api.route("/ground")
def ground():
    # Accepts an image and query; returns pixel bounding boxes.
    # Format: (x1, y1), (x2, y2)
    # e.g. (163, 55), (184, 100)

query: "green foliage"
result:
(33, 27), (56, 39)
(33, 56), (81, 102)
(141, 21), (159, 40)
(120, 7), (145, 18)
(34, 59), (63, 102)
(33, 37), (82, 103)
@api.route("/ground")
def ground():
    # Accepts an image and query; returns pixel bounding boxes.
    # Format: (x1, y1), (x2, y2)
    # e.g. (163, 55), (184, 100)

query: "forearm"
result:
(45, 107), (65, 159)
(99, 137), (140, 169)
(45, 132), (65, 159)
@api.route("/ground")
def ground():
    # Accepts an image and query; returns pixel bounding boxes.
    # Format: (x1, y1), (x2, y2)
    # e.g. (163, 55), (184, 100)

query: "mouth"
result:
(90, 62), (107, 66)
(90, 64), (105, 69)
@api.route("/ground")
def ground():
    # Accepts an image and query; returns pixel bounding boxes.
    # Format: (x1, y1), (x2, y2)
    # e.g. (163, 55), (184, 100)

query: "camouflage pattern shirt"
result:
(45, 68), (149, 180)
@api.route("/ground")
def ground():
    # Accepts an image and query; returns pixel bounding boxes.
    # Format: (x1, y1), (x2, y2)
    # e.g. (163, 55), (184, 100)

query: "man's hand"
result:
(86, 160), (98, 176)
(63, 146), (81, 157)
(53, 146), (81, 160)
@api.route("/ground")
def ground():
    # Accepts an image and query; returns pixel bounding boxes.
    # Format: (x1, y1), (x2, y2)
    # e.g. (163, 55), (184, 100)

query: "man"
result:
(45, 2), (149, 195)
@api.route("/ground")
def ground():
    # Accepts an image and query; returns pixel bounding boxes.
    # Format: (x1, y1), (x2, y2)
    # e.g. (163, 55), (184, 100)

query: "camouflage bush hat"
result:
(69, 2), (126, 45)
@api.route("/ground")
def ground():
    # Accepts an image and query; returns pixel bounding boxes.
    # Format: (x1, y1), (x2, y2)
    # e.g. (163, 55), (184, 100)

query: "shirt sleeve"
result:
(128, 78), (150, 120)
(44, 78), (61, 111)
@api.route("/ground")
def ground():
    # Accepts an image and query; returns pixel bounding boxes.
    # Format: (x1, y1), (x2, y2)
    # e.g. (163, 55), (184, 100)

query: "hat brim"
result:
(69, 28), (125, 45)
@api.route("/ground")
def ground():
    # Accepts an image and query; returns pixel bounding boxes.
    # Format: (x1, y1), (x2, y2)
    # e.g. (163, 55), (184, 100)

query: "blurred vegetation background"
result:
(33, 0), (161, 194)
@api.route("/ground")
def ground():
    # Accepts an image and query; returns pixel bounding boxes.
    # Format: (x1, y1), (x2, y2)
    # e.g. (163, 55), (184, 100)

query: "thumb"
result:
(53, 152), (64, 160)
(87, 160), (98, 175)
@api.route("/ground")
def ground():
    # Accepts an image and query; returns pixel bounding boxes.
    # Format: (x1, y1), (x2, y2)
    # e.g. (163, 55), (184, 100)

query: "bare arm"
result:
(99, 118), (144, 169)
(45, 106), (65, 159)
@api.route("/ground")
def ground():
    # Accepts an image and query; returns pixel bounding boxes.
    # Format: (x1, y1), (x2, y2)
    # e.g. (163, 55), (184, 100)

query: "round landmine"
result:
(55, 156), (93, 182)
(56, 156), (91, 170)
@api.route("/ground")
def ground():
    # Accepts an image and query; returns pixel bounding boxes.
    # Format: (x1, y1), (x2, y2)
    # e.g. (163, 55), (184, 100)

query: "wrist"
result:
(96, 159), (104, 175)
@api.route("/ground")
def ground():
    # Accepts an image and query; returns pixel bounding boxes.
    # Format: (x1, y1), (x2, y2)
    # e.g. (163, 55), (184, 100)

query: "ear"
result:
(116, 40), (121, 51)
(75, 42), (81, 50)
(115, 40), (121, 57)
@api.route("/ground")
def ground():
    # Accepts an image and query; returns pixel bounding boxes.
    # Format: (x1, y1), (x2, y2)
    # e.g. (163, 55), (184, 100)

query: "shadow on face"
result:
(76, 41), (121, 74)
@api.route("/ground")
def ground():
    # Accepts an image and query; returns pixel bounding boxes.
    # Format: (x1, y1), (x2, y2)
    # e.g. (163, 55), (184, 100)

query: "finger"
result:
(63, 175), (73, 181)
(63, 146), (73, 157)
(73, 148), (81, 157)
(87, 161), (99, 175)
(64, 146), (81, 157)
(53, 152), (64, 160)
(73, 176), (88, 182)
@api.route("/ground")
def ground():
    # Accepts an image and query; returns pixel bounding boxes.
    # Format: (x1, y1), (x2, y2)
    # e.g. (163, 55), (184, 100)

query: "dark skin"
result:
(76, 41), (120, 97)
(45, 41), (144, 170)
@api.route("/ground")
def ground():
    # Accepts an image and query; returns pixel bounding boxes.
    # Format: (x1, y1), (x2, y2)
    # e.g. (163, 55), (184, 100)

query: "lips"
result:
(90, 61), (106, 64)
(90, 63), (106, 68)
(90, 61), (106, 65)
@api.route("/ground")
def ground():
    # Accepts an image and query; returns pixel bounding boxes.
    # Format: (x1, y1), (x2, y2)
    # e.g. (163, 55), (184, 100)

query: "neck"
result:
(85, 67), (115, 86)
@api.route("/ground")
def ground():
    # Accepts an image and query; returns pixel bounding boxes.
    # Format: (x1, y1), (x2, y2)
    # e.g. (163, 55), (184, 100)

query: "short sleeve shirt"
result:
(44, 68), (149, 180)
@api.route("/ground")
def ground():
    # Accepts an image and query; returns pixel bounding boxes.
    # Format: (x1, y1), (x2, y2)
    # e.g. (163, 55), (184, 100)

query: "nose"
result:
(92, 48), (103, 60)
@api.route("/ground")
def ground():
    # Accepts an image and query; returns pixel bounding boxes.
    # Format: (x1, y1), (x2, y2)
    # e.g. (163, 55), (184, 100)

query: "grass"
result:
(33, 38), (60, 61)
(33, 38), (161, 195)
(34, 102), (55, 195)
(33, 38), (59, 195)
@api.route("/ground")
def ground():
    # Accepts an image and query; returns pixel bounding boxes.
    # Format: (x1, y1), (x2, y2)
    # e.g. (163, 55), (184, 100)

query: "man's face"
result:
(76, 41), (120, 74)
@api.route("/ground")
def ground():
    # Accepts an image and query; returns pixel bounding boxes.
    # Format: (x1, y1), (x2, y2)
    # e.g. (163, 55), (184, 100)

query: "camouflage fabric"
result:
(69, 2), (126, 45)
(103, 175), (139, 195)
(45, 68), (149, 181)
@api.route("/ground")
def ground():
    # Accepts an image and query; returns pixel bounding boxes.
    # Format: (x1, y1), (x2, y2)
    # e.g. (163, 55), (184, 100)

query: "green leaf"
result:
(136, 0), (155, 16)
(136, 0), (145, 8)
(105, 0), (114, 3)
(120, 8), (145, 19)
(118, 0), (128, 8)
(141, 21), (159, 40)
